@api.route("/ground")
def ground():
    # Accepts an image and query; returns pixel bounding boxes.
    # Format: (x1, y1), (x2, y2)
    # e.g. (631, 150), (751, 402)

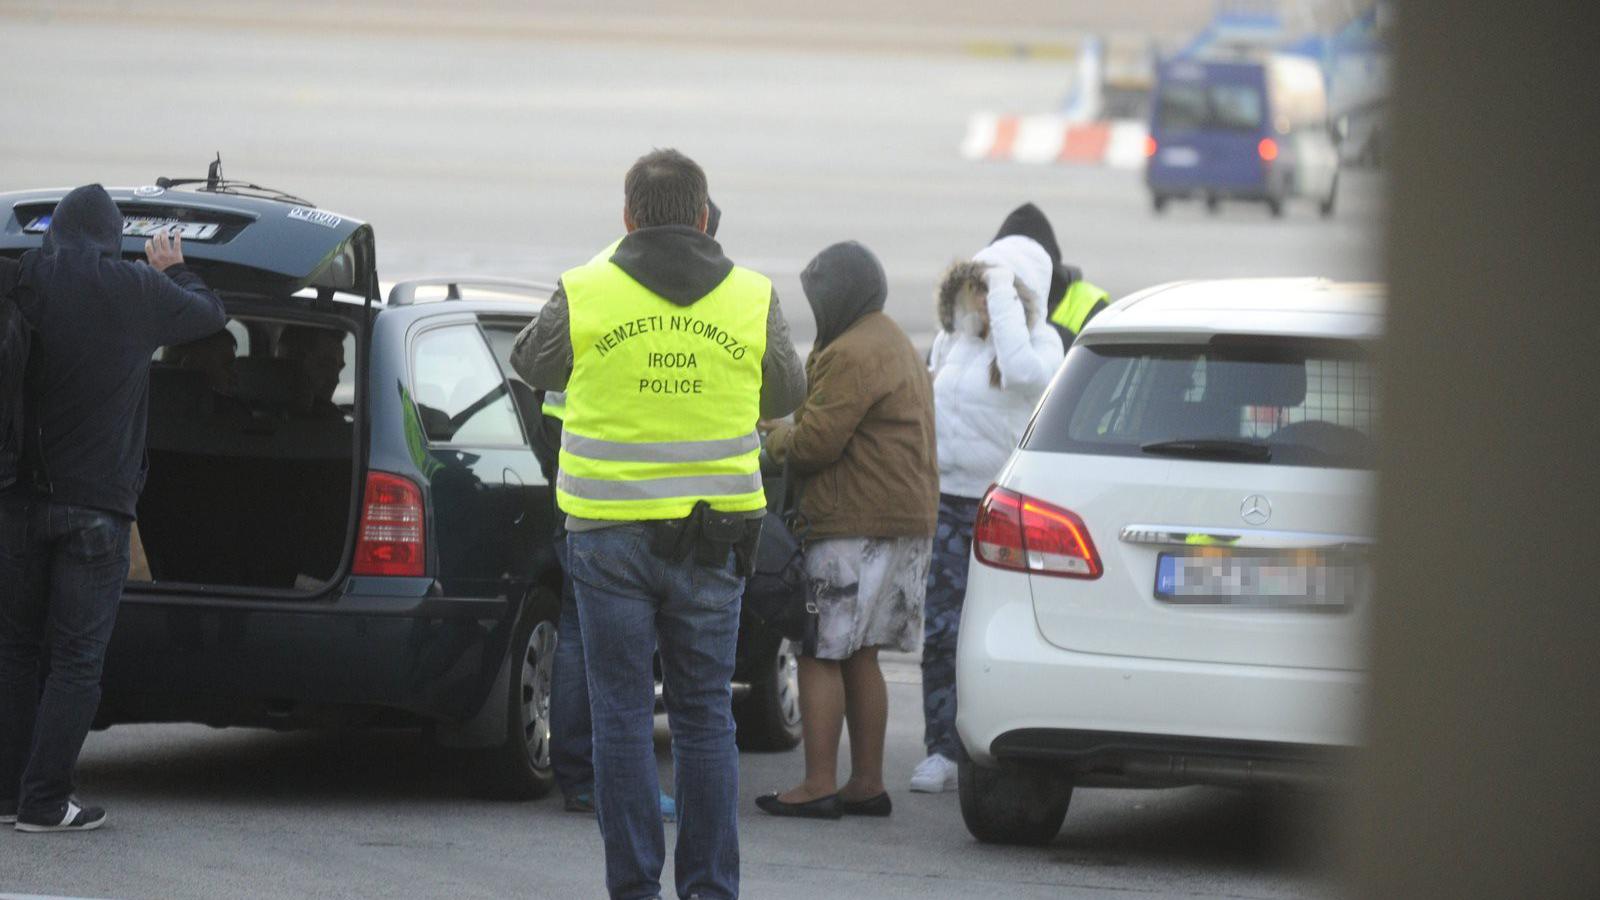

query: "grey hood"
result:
(801, 240), (887, 351)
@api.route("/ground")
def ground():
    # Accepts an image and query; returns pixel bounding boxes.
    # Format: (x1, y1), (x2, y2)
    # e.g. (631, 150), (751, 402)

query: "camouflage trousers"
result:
(921, 493), (980, 761)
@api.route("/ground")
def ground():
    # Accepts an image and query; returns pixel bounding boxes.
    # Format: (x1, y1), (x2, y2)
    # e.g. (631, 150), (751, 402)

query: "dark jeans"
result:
(569, 525), (743, 900)
(0, 495), (131, 820)
(550, 535), (595, 800)
(922, 493), (979, 762)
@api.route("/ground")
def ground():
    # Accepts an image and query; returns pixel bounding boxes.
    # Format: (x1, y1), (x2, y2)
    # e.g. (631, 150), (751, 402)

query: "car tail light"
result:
(1258, 137), (1279, 162)
(353, 471), (426, 577)
(973, 485), (1102, 579)
(1144, 135), (1158, 158)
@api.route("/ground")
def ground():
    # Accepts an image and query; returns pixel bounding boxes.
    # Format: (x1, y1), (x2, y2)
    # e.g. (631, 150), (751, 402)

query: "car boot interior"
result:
(137, 315), (356, 592)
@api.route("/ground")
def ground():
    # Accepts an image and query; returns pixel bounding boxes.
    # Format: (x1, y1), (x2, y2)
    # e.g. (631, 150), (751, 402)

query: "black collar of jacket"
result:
(609, 225), (735, 307)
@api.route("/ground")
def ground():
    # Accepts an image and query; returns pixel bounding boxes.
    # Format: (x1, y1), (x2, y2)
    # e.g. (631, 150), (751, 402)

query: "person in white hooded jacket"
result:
(911, 234), (1065, 793)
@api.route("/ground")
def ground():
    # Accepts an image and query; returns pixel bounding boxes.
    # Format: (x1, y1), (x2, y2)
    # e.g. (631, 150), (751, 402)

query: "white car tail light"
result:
(974, 485), (1103, 579)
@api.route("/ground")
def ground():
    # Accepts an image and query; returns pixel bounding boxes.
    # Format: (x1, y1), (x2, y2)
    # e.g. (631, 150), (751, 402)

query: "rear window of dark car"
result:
(1022, 337), (1377, 468)
(1156, 82), (1265, 132)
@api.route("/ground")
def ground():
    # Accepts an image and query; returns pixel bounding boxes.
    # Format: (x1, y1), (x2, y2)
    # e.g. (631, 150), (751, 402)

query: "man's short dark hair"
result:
(624, 149), (708, 229)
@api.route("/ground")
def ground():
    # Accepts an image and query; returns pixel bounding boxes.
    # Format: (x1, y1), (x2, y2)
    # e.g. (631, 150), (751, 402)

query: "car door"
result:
(408, 317), (548, 599)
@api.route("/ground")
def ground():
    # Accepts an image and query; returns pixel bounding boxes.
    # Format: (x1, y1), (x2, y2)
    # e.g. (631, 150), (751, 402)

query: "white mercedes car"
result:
(956, 278), (1380, 845)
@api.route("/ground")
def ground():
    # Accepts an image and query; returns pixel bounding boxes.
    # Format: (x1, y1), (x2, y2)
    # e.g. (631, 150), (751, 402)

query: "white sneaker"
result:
(909, 754), (959, 793)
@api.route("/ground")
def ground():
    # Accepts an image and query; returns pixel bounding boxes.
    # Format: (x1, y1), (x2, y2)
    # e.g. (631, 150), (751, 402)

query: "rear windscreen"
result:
(1156, 82), (1265, 132)
(1022, 338), (1377, 468)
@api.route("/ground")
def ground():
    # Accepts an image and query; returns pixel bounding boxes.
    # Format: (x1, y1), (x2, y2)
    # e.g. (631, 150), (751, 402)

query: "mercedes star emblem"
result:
(1240, 494), (1272, 526)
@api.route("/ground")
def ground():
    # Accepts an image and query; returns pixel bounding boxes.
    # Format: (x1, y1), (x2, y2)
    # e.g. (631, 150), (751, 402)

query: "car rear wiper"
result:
(1140, 438), (1272, 462)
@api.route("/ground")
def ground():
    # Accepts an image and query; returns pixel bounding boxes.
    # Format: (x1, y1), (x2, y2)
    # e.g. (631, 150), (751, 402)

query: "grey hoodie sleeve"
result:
(761, 288), (806, 419)
(510, 283), (573, 392)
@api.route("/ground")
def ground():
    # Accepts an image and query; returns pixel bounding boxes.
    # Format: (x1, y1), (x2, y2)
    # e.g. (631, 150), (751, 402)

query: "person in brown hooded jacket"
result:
(755, 240), (938, 819)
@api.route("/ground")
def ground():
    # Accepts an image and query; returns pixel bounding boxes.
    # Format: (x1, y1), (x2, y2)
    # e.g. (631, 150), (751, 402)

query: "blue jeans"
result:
(922, 493), (978, 762)
(569, 525), (744, 900)
(550, 536), (594, 800)
(0, 495), (131, 820)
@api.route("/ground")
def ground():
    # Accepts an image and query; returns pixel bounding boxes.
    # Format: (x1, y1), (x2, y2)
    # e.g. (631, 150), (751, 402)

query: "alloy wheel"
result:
(520, 620), (558, 769)
(775, 639), (801, 729)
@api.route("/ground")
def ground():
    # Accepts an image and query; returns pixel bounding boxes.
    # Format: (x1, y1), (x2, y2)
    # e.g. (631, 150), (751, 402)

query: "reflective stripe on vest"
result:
(541, 390), (566, 420)
(1048, 279), (1110, 336)
(556, 254), (770, 520)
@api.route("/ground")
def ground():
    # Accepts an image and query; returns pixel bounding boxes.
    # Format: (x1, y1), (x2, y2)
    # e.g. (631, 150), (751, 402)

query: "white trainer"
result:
(909, 753), (959, 793)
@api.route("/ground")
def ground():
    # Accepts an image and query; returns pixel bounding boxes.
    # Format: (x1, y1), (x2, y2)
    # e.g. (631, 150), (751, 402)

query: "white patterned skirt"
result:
(802, 535), (933, 661)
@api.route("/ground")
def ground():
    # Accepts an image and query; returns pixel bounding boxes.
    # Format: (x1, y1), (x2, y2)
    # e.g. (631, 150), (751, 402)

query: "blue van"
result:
(1146, 56), (1340, 217)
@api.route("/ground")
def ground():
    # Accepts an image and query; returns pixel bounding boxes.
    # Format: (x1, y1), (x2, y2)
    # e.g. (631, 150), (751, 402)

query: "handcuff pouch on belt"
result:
(647, 500), (762, 577)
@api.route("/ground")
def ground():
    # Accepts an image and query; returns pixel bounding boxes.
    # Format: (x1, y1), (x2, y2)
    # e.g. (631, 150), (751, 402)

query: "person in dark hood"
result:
(754, 241), (938, 821)
(511, 150), (803, 900)
(0, 184), (223, 833)
(992, 202), (1110, 345)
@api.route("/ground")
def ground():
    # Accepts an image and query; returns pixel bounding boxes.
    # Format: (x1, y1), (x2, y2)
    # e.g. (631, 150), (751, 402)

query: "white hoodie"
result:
(928, 235), (1066, 499)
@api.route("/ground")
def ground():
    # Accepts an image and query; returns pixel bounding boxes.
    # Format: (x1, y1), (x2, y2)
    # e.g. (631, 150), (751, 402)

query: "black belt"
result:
(647, 500), (762, 577)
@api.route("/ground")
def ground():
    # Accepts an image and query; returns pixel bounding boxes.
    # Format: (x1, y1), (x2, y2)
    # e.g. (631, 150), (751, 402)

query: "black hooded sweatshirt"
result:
(1, 256), (25, 489)
(13, 184), (225, 516)
(991, 202), (1082, 313)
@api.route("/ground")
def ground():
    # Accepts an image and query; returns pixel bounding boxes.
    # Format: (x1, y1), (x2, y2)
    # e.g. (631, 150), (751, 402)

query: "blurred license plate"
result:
(1155, 552), (1359, 609)
(22, 215), (219, 241)
(1161, 146), (1201, 167)
(122, 217), (220, 240)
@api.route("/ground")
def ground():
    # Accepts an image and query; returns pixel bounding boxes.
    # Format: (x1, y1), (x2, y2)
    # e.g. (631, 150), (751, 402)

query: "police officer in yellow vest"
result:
(513, 150), (803, 900)
(991, 202), (1110, 345)
(536, 200), (722, 427)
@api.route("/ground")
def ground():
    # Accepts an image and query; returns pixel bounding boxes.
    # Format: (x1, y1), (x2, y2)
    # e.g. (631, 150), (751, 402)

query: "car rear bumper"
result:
(1145, 168), (1271, 197)
(955, 566), (1365, 772)
(100, 577), (518, 730)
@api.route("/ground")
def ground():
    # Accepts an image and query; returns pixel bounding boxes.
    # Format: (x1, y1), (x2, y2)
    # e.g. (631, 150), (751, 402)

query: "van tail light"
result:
(1144, 135), (1158, 158)
(974, 485), (1102, 579)
(353, 471), (426, 577)
(1258, 137), (1279, 162)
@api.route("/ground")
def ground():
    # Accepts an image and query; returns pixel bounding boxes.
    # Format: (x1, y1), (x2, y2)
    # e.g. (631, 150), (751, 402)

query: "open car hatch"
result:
(1, 184), (377, 299)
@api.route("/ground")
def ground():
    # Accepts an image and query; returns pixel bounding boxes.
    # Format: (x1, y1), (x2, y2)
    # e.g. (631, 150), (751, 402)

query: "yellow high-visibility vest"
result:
(556, 253), (770, 520)
(1048, 279), (1110, 336)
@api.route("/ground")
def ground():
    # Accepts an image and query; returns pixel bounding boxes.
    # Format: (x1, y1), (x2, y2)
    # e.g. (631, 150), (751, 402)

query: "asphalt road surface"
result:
(0, 7), (1373, 899)
(2, 657), (1343, 900)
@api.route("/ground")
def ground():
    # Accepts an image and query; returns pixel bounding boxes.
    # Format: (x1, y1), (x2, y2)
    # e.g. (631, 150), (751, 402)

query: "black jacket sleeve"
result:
(133, 263), (226, 349)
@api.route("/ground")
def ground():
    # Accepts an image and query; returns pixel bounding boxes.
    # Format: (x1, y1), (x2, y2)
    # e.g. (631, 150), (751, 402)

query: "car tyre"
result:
(1267, 195), (1285, 218)
(477, 605), (559, 800)
(959, 760), (1072, 846)
(1205, 195), (1220, 214)
(734, 636), (802, 751)
(1150, 194), (1168, 214)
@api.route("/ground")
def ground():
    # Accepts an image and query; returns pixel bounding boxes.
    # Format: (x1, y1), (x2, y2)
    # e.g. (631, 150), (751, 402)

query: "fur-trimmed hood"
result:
(935, 235), (1051, 336)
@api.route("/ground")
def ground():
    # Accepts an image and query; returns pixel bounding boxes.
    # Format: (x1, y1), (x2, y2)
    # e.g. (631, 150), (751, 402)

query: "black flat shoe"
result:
(839, 792), (892, 817)
(755, 792), (843, 820)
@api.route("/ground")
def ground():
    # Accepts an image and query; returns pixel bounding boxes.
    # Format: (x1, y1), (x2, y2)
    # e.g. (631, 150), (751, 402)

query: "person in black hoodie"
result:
(1, 256), (27, 491)
(0, 184), (223, 833)
(992, 202), (1110, 345)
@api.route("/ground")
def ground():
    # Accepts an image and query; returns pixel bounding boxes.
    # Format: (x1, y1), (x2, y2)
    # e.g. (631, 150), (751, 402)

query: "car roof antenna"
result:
(206, 153), (223, 192)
